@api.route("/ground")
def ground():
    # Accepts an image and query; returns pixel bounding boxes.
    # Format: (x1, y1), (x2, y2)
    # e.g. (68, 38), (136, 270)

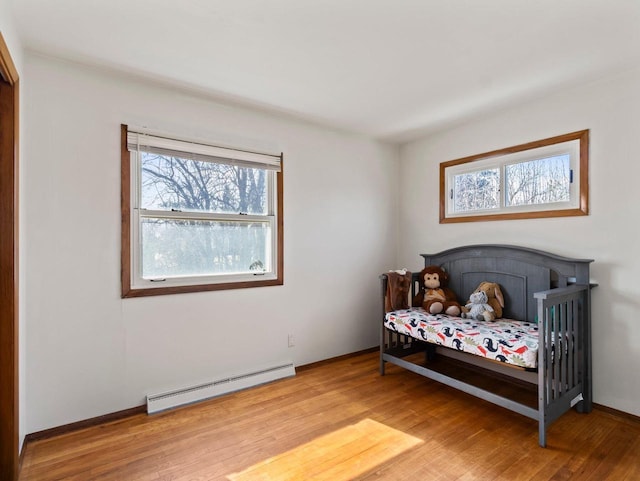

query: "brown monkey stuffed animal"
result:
(413, 266), (462, 316)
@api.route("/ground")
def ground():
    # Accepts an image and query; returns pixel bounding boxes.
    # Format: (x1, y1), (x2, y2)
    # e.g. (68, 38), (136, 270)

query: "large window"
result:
(121, 125), (283, 297)
(440, 130), (588, 223)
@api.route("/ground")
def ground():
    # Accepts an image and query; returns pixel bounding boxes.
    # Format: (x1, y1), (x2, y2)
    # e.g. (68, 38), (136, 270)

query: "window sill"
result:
(121, 276), (283, 298)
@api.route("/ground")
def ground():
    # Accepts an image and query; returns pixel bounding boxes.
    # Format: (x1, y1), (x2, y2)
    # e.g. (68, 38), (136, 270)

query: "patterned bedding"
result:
(384, 308), (539, 368)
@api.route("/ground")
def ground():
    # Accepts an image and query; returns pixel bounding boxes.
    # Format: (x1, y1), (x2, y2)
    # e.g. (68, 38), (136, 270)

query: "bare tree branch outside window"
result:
(139, 153), (269, 278)
(452, 155), (570, 213)
(453, 168), (499, 212)
(505, 155), (570, 206)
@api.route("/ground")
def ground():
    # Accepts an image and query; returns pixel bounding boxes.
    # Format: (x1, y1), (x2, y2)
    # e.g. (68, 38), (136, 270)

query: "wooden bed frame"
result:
(380, 244), (594, 447)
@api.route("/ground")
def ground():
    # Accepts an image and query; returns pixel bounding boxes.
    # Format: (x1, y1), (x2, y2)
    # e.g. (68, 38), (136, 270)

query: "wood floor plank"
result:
(228, 419), (422, 481)
(19, 352), (640, 481)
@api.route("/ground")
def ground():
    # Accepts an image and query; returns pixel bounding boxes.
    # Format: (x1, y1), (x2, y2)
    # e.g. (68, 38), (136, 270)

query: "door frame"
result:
(0, 31), (20, 481)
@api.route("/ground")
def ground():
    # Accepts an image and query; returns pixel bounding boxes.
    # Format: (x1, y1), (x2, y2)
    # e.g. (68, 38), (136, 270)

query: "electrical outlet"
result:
(288, 334), (295, 347)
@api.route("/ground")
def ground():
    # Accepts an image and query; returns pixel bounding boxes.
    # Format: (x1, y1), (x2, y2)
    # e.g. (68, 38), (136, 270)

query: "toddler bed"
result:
(380, 244), (594, 447)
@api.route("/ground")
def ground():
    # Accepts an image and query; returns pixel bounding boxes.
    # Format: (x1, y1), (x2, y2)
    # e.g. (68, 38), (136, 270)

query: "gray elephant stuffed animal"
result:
(461, 290), (495, 321)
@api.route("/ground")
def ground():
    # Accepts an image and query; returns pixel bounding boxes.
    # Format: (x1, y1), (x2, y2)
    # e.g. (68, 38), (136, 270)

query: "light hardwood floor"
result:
(19, 351), (640, 480)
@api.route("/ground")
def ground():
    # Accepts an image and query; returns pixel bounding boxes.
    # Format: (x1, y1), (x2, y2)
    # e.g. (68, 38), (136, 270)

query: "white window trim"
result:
(121, 125), (283, 297)
(440, 130), (589, 223)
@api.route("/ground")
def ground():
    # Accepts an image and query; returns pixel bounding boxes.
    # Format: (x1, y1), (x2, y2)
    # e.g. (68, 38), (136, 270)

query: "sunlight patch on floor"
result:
(227, 418), (423, 481)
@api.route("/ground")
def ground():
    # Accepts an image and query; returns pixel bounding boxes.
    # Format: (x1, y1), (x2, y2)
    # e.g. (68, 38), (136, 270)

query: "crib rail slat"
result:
(568, 299), (574, 389)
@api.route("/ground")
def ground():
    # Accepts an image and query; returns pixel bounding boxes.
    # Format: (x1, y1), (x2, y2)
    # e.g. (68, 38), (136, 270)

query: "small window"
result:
(440, 130), (588, 223)
(121, 125), (283, 297)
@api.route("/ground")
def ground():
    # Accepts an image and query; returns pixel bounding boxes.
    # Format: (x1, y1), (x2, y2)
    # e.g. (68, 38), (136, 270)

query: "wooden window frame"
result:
(440, 130), (589, 223)
(120, 125), (284, 298)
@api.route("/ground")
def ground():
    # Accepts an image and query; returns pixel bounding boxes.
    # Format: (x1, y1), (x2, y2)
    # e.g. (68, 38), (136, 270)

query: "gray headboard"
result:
(418, 244), (593, 322)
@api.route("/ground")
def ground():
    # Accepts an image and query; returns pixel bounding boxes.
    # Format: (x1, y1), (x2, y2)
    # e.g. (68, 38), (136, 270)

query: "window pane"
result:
(141, 218), (271, 279)
(140, 152), (268, 215)
(453, 169), (499, 212)
(505, 154), (570, 207)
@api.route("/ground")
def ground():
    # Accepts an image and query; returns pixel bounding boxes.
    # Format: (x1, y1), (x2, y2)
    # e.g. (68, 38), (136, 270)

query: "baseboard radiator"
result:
(146, 362), (296, 414)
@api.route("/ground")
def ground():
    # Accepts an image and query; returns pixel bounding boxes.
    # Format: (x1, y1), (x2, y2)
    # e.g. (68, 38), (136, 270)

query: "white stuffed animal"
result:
(461, 290), (495, 321)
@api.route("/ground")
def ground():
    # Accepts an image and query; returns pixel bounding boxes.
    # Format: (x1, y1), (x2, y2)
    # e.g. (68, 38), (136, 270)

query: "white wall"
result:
(22, 54), (399, 433)
(399, 66), (640, 416)
(0, 0), (22, 73)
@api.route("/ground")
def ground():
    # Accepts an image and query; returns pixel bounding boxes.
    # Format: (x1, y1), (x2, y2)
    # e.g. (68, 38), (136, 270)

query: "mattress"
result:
(384, 308), (539, 369)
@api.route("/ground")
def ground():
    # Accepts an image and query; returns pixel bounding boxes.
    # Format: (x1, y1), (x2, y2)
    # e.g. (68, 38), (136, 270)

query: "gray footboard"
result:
(535, 284), (591, 446)
(379, 244), (593, 448)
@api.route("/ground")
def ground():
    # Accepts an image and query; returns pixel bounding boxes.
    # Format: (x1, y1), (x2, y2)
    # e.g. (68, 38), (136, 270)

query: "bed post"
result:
(575, 263), (594, 414)
(380, 274), (388, 375)
(539, 420), (547, 448)
(537, 295), (548, 448)
(576, 284), (593, 414)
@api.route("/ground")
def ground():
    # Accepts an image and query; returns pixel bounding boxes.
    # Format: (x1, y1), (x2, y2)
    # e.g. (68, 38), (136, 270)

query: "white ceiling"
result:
(10, 0), (640, 142)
